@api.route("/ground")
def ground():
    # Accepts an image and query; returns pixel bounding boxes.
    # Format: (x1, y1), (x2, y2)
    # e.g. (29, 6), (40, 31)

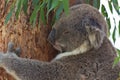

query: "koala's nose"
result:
(48, 28), (56, 45)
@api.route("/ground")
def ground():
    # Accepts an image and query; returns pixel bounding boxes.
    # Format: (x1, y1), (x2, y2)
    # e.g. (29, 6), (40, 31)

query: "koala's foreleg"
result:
(0, 42), (22, 80)
(0, 42), (59, 80)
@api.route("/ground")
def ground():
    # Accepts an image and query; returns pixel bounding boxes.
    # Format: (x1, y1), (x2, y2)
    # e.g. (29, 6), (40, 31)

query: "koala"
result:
(0, 4), (120, 80)
(70, 0), (85, 6)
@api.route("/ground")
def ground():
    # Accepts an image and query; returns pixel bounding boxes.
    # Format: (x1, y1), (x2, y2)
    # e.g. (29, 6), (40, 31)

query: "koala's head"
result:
(48, 4), (107, 53)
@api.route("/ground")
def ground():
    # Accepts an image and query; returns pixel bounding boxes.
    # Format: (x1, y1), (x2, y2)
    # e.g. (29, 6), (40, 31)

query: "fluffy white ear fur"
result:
(86, 26), (105, 49)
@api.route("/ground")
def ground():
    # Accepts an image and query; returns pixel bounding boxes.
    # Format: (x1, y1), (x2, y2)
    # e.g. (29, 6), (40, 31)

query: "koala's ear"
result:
(86, 26), (105, 49)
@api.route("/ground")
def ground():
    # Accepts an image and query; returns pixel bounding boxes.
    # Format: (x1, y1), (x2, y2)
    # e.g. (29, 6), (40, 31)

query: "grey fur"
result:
(0, 4), (120, 80)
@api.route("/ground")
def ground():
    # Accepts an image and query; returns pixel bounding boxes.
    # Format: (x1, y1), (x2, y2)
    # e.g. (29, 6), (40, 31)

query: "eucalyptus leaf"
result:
(32, 0), (39, 7)
(119, 21), (120, 36)
(15, 0), (24, 19)
(117, 49), (120, 57)
(85, 0), (90, 4)
(47, 0), (52, 11)
(101, 5), (108, 17)
(93, 0), (100, 9)
(47, 0), (59, 18)
(106, 18), (111, 36)
(108, 1), (113, 13)
(112, 26), (116, 43)
(112, 0), (120, 15)
(5, 0), (10, 4)
(32, 16), (37, 27)
(30, 5), (40, 24)
(23, 0), (28, 14)
(40, 6), (46, 24)
(113, 57), (120, 68)
(55, 3), (63, 20)
(62, 0), (69, 14)
(5, 6), (14, 24)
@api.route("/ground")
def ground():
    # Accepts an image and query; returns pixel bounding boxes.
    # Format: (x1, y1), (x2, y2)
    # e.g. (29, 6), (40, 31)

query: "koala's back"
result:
(8, 38), (118, 80)
(46, 4), (120, 80)
(55, 37), (120, 80)
(49, 4), (119, 80)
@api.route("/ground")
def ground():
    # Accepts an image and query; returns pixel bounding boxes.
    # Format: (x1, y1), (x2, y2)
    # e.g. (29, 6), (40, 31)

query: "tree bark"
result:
(0, 0), (58, 79)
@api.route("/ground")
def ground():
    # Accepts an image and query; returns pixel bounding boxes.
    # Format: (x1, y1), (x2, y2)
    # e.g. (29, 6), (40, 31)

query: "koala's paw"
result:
(7, 42), (14, 53)
(0, 52), (4, 62)
(0, 42), (21, 70)
(7, 42), (21, 57)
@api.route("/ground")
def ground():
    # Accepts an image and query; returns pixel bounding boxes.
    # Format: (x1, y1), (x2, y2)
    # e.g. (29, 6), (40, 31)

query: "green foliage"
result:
(55, 3), (64, 20)
(119, 21), (120, 35)
(108, 1), (113, 13)
(106, 18), (111, 36)
(30, 5), (40, 25)
(86, 0), (100, 9)
(101, 5), (108, 17)
(15, 0), (24, 19)
(113, 49), (120, 67)
(113, 56), (120, 68)
(112, 24), (116, 43)
(100, 0), (120, 66)
(85, 0), (90, 4)
(112, 0), (120, 15)
(4, 3), (14, 24)
(62, 0), (69, 14)
(5, 0), (69, 25)
(93, 0), (100, 9)
(40, 4), (46, 24)
(23, 0), (28, 15)
(47, 0), (59, 16)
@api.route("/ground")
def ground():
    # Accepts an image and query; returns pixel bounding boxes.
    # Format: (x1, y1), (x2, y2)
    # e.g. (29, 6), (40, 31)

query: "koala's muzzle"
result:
(48, 28), (56, 45)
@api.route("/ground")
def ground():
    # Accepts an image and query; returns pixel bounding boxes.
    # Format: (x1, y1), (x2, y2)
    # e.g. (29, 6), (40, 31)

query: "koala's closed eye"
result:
(63, 31), (70, 35)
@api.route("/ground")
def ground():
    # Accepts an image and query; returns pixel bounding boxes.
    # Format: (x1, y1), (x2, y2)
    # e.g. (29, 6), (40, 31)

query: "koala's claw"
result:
(7, 42), (14, 52)
(15, 47), (21, 57)
(0, 52), (3, 59)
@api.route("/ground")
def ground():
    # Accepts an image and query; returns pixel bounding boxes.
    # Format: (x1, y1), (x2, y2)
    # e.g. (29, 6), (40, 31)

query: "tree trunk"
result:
(0, 0), (86, 79)
(0, 0), (58, 79)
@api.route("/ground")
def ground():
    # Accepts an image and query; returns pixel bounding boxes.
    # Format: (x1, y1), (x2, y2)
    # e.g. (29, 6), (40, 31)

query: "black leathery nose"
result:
(48, 28), (56, 45)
